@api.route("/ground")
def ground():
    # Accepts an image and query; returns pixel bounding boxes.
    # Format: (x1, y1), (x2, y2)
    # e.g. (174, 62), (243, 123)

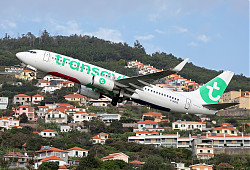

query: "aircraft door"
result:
(43, 52), (50, 62)
(185, 98), (191, 110)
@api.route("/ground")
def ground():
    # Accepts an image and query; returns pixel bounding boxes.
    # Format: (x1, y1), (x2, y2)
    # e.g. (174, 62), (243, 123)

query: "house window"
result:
(48, 115), (50, 118)
(44, 133), (46, 136)
(59, 114), (61, 118)
(175, 124), (178, 128)
(200, 150), (203, 153)
(75, 151), (78, 156)
(52, 114), (55, 118)
(231, 131), (234, 134)
(208, 150), (210, 153)
(50, 133), (52, 136)
(217, 130), (220, 133)
(225, 130), (227, 133)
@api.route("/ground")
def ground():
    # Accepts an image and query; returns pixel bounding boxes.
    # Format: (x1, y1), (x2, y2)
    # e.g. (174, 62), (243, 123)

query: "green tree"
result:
(108, 120), (124, 133)
(38, 162), (59, 170)
(76, 154), (102, 170)
(19, 113), (28, 123)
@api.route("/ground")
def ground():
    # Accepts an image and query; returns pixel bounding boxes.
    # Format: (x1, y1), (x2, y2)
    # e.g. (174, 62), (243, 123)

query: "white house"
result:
(172, 120), (206, 131)
(37, 80), (50, 87)
(99, 113), (121, 123)
(35, 156), (67, 169)
(45, 108), (68, 124)
(41, 86), (61, 94)
(32, 94), (44, 104)
(37, 106), (49, 118)
(0, 117), (20, 130)
(102, 153), (129, 163)
(60, 125), (72, 132)
(39, 129), (58, 138)
(133, 120), (165, 132)
(0, 97), (8, 109)
(67, 147), (88, 157)
(73, 112), (88, 123)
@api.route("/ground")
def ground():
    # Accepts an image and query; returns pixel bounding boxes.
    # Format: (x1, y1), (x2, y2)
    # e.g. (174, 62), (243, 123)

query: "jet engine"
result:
(92, 75), (115, 91)
(78, 85), (100, 99)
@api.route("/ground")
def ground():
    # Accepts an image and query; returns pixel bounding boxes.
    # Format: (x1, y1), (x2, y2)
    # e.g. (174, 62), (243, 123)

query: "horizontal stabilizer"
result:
(203, 103), (239, 110)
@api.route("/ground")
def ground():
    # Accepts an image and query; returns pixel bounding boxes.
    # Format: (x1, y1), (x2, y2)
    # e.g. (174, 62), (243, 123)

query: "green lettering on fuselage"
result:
(55, 54), (125, 80)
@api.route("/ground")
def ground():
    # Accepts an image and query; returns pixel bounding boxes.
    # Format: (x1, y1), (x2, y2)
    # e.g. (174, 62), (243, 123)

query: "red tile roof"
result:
(0, 116), (19, 121)
(98, 132), (109, 135)
(102, 153), (121, 160)
(16, 105), (34, 109)
(138, 120), (157, 124)
(58, 165), (68, 169)
(136, 131), (158, 134)
(35, 147), (68, 153)
(14, 94), (30, 97)
(39, 80), (50, 83)
(218, 163), (233, 167)
(67, 147), (88, 151)
(92, 135), (100, 139)
(197, 153), (214, 155)
(130, 160), (145, 165)
(3, 152), (26, 157)
(41, 129), (57, 133)
(213, 126), (238, 131)
(64, 94), (84, 98)
(143, 112), (162, 116)
(32, 94), (44, 97)
(40, 156), (63, 162)
(23, 70), (35, 72)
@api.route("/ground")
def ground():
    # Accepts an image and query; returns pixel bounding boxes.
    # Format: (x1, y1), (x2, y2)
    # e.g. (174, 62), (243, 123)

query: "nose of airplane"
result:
(16, 52), (25, 60)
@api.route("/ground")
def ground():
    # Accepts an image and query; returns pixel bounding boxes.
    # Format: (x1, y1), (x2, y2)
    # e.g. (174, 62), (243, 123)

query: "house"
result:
(0, 116), (20, 130)
(13, 105), (36, 121)
(41, 85), (61, 94)
(64, 94), (85, 103)
(13, 94), (31, 105)
(133, 120), (165, 132)
(130, 160), (145, 167)
(43, 75), (65, 82)
(189, 164), (213, 170)
(39, 129), (58, 138)
(99, 113), (121, 123)
(102, 152), (129, 163)
(172, 120), (206, 131)
(73, 111), (88, 123)
(0, 97), (8, 109)
(195, 143), (214, 160)
(37, 106), (49, 118)
(89, 97), (111, 107)
(5, 65), (24, 73)
(212, 123), (238, 136)
(35, 156), (67, 169)
(57, 81), (75, 88)
(37, 80), (50, 87)
(45, 107), (68, 124)
(92, 132), (109, 144)
(60, 125), (72, 132)
(32, 94), (44, 104)
(142, 112), (168, 122)
(67, 147), (88, 157)
(232, 96), (250, 109)
(35, 146), (68, 162)
(15, 70), (37, 81)
(171, 162), (190, 170)
(3, 152), (28, 169)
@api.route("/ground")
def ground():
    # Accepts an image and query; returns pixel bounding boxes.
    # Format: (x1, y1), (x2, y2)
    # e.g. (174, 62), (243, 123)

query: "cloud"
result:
(47, 19), (83, 35)
(0, 20), (16, 29)
(188, 42), (198, 47)
(155, 29), (165, 34)
(173, 26), (188, 33)
(197, 34), (211, 43)
(134, 34), (155, 41)
(84, 28), (123, 43)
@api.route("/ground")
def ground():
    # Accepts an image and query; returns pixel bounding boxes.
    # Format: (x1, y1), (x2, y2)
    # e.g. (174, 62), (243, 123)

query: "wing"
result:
(114, 58), (189, 96)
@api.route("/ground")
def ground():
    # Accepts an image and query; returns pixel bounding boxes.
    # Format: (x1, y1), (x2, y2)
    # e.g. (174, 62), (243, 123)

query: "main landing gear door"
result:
(43, 52), (50, 62)
(185, 98), (191, 110)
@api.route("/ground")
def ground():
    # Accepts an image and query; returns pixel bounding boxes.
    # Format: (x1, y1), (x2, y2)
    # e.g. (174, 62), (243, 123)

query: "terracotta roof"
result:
(64, 94), (84, 98)
(36, 147), (68, 153)
(98, 132), (109, 135)
(102, 153), (121, 160)
(16, 105), (34, 109)
(221, 123), (233, 126)
(40, 156), (63, 162)
(38, 106), (49, 108)
(41, 129), (57, 133)
(92, 135), (100, 139)
(213, 126), (238, 131)
(22, 143), (26, 147)
(39, 80), (50, 83)
(0, 116), (19, 121)
(138, 120), (157, 124)
(23, 70), (35, 72)
(130, 160), (145, 165)
(197, 153), (214, 155)
(14, 94), (30, 97)
(67, 147), (89, 151)
(62, 81), (74, 84)
(143, 112), (162, 116)
(136, 131), (158, 134)
(218, 163), (233, 167)
(33, 94), (44, 97)
(58, 165), (68, 169)
(33, 131), (39, 133)
(3, 152), (26, 157)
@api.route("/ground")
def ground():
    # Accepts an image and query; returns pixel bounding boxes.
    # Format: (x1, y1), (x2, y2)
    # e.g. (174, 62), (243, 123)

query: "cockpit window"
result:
(27, 50), (37, 54)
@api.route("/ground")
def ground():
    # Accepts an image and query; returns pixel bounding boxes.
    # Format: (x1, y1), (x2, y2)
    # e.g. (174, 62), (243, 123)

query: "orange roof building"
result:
(102, 153), (129, 163)
(67, 147), (89, 157)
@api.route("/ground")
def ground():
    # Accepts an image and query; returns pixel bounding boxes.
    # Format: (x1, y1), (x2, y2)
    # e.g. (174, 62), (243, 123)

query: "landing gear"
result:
(111, 97), (123, 106)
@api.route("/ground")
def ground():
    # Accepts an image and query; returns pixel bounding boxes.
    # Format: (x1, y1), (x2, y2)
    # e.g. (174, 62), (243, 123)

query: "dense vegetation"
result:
(0, 30), (249, 91)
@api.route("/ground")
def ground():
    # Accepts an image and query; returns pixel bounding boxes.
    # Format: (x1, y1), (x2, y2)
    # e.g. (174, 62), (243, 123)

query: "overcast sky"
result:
(0, 0), (249, 76)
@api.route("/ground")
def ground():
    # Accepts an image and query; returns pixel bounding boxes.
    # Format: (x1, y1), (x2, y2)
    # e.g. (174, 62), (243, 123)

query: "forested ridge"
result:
(0, 30), (249, 91)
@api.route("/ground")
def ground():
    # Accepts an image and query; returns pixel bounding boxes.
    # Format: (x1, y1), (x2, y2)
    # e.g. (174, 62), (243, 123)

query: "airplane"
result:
(16, 50), (238, 115)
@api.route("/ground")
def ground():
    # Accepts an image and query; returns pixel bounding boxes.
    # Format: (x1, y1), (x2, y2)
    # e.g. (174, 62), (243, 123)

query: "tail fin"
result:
(187, 71), (234, 104)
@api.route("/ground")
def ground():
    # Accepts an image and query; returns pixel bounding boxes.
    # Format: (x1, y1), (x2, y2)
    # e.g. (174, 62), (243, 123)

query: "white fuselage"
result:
(16, 50), (216, 115)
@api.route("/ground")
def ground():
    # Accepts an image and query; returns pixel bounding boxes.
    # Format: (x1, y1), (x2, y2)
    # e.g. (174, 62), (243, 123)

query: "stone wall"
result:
(216, 109), (250, 116)
(214, 147), (250, 155)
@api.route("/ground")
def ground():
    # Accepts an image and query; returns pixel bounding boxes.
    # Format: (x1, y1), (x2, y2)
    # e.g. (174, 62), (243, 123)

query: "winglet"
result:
(171, 58), (189, 72)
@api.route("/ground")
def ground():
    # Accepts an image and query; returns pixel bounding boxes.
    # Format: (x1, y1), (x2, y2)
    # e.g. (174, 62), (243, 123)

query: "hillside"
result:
(0, 30), (249, 91)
